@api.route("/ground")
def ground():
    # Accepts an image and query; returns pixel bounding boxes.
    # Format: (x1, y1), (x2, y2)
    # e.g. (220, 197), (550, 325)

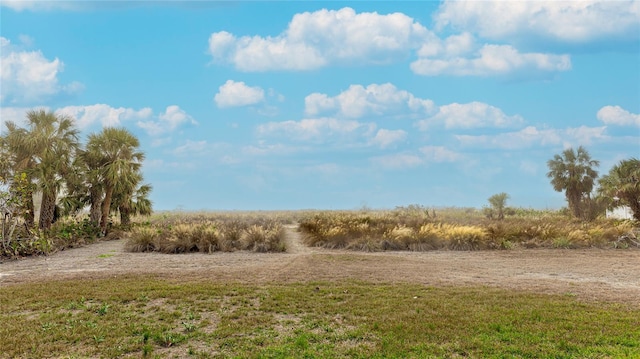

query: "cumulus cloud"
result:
(411, 43), (571, 77)
(214, 80), (265, 108)
(52, 104), (196, 136)
(257, 117), (376, 143)
(137, 105), (197, 136)
(1, 36), (83, 104)
(56, 104), (152, 129)
(434, 0), (640, 44)
(208, 7), (431, 71)
(456, 125), (608, 150)
(417, 101), (524, 130)
(305, 83), (434, 118)
(597, 105), (640, 127)
(369, 129), (407, 148)
(208, 7), (574, 78)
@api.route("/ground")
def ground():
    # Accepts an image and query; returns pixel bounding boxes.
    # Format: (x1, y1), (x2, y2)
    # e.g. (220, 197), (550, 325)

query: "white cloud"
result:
(456, 125), (608, 150)
(417, 101), (524, 130)
(434, 0), (640, 44)
(257, 117), (376, 143)
(411, 44), (571, 77)
(372, 153), (424, 170)
(305, 83), (434, 118)
(56, 104), (152, 129)
(208, 7), (431, 71)
(597, 105), (640, 127)
(137, 105), (197, 136)
(419, 146), (461, 162)
(208, 7), (574, 78)
(369, 129), (407, 149)
(214, 80), (265, 108)
(1, 36), (83, 104)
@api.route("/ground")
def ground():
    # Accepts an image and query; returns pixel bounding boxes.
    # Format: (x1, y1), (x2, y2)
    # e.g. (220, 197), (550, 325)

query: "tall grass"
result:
(126, 214), (286, 254)
(299, 208), (637, 251)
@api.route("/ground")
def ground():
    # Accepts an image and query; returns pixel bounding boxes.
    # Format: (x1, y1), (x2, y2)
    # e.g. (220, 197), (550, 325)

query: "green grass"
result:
(1, 278), (639, 358)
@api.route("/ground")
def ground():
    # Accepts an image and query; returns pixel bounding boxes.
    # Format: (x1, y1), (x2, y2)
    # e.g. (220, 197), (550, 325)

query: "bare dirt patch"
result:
(1, 227), (639, 305)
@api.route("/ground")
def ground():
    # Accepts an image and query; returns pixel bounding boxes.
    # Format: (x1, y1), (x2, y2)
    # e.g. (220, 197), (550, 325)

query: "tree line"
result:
(0, 109), (151, 236)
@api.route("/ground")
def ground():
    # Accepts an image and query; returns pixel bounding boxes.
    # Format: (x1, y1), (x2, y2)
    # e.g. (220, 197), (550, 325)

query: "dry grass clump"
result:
(298, 209), (637, 252)
(125, 216), (286, 254)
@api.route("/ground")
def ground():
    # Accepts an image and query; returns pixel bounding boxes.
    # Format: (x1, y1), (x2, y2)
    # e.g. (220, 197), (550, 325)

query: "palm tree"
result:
(86, 128), (144, 232)
(599, 158), (640, 221)
(22, 110), (79, 230)
(487, 192), (509, 220)
(547, 146), (599, 219)
(112, 173), (153, 226)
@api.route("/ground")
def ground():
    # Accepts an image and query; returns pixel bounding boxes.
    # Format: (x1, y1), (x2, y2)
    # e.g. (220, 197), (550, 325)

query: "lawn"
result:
(1, 277), (638, 358)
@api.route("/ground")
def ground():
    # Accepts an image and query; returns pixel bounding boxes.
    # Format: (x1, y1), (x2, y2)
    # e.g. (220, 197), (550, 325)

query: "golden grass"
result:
(299, 208), (637, 251)
(126, 213), (287, 254)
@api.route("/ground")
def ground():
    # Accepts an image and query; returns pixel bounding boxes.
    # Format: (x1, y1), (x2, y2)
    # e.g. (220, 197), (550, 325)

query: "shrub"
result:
(125, 226), (158, 252)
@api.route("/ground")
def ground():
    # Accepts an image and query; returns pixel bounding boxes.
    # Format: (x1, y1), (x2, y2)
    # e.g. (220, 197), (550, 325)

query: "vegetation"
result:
(547, 146), (600, 220)
(1, 278), (638, 358)
(485, 192), (509, 220)
(599, 158), (640, 221)
(298, 207), (636, 251)
(125, 212), (287, 253)
(0, 110), (152, 259)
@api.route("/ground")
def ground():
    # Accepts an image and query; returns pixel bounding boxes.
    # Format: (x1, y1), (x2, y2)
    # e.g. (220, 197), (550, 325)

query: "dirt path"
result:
(283, 225), (312, 254)
(1, 229), (640, 306)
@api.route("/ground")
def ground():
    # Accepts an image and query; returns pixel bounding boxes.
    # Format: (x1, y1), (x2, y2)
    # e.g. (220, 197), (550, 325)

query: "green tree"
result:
(85, 128), (144, 232)
(112, 173), (153, 227)
(598, 158), (640, 221)
(487, 192), (509, 220)
(547, 146), (599, 219)
(2, 110), (79, 230)
(25, 110), (80, 230)
(60, 148), (105, 225)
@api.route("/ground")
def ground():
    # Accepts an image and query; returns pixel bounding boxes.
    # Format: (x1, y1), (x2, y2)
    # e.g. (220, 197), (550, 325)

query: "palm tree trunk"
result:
(23, 188), (35, 229)
(39, 190), (56, 230)
(119, 204), (131, 227)
(100, 185), (114, 233)
(89, 187), (102, 226)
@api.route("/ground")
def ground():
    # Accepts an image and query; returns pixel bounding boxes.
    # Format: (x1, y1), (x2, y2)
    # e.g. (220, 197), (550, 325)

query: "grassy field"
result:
(1, 277), (639, 358)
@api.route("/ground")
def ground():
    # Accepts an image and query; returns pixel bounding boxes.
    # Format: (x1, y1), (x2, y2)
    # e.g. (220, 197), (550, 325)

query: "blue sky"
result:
(1, 1), (639, 211)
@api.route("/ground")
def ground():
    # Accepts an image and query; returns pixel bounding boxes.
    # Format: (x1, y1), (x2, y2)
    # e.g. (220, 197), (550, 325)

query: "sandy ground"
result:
(1, 226), (639, 306)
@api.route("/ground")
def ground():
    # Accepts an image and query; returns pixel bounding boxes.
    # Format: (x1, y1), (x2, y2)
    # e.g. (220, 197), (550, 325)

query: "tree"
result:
(23, 110), (79, 230)
(547, 146), (599, 219)
(85, 128), (144, 232)
(2, 110), (79, 230)
(61, 148), (105, 225)
(112, 173), (153, 227)
(2, 121), (37, 228)
(487, 192), (509, 220)
(598, 158), (640, 221)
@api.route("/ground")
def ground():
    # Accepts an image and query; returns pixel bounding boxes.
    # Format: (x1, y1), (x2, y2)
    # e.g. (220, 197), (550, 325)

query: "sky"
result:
(1, 0), (639, 211)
